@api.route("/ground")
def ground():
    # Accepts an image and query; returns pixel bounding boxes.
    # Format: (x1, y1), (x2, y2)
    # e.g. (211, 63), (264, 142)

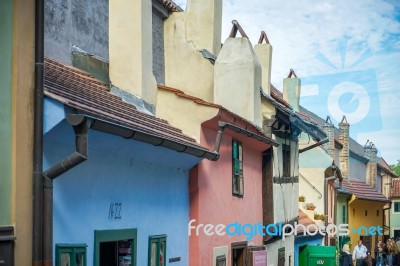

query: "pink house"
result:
(157, 86), (276, 265)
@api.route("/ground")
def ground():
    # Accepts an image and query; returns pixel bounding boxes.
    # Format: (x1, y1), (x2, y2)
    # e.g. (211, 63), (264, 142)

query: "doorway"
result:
(94, 228), (137, 266)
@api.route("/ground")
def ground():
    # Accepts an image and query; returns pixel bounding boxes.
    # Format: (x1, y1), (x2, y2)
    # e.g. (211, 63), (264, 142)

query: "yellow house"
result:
(342, 178), (390, 252)
(0, 0), (34, 265)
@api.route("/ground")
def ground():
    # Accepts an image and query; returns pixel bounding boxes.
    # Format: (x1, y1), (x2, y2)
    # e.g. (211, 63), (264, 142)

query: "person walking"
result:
(341, 244), (354, 266)
(353, 240), (368, 266)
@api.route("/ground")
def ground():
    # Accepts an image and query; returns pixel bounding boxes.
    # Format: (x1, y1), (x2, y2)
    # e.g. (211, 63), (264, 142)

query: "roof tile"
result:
(391, 178), (400, 198)
(341, 179), (390, 202)
(44, 58), (208, 151)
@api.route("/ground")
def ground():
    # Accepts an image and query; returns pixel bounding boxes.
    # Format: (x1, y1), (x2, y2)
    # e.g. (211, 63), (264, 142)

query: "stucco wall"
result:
(391, 199), (400, 237)
(0, 0), (13, 226)
(12, 0), (35, 264)
(348, 198), (384, 251)
(264, 237), (295, 266)
(189, 126), (265, 266)
(44, 102), (202, 265)
(152, 9), (165, 84)
(45, 0), (109, 64)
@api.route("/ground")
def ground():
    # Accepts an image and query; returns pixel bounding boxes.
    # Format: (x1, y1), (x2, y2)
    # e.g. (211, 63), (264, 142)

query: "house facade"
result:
(41, 0), (223, 265)
(0, 1), (35, 265)
(43, 59), (215, 265)
(298, 106), (392, 253)
(390, 179), (400, 238)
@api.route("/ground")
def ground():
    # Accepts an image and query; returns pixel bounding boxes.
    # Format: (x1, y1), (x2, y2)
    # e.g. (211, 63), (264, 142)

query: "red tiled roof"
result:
(341, 179), (390, 202)
(391, 179), (400, 198)
(158, 85), (269, 138)
(379, 158), (399, 177)
(159, 0), (183, 12)
(44, 58), (208, 151)
(270, 85), (291, 107)
(298, 209), (317, 233)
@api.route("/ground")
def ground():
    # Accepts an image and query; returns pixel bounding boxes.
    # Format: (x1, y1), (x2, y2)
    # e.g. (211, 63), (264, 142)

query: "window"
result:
(94, 228), (137, 266)
(377, 210), (379, 216)
(282, 144), (291, 177)
(365, 210), (368, 216)
(232, 140), (244, 197)
(342, 205), (346, 224)
(394, 202), (400, 213)
(216, 255), (226, 266)
(56, 244), (87, 266)
(148, 235), (166, 266)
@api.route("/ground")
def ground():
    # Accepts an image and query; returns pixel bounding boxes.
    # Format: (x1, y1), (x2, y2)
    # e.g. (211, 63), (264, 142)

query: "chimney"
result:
(338, 116), (349, 178)
(185, 0), (222, 55)
(254, 31), (272, 95)
(364, 141), (378, 188)
(283, 69), (301, 112)
(109, 0), (157, 112)
(214, 21), (262, 127)
(323, 116), (335, 159)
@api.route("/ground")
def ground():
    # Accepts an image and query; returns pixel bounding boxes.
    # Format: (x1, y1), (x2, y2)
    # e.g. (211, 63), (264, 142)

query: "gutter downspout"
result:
(213, 121), (279, 157)
(33, 0), (44, 264)
(42, 115), (91, 266)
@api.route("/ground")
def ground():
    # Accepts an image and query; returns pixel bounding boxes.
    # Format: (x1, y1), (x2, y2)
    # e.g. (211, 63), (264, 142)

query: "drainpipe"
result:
(42, 115), (91, 266)
(33, 0), (44, 264)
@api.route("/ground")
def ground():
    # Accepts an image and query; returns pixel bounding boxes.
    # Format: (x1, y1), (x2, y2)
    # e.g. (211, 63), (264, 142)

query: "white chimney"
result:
(254, 31), (272, 95)
(214, 21), (262, 127)
(283, 69), (301, 112)
(109, 0), (157, 110)
(185, 0), (222, 55)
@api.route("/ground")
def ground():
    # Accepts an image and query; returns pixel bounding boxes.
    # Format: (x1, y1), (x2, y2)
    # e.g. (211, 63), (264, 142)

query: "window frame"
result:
(393, 201), (400, 213)
(55, 243), (87, 266)
(94, 228), (137, 266)
(232, 139), (244, 197)
(148, 235), (167, 266)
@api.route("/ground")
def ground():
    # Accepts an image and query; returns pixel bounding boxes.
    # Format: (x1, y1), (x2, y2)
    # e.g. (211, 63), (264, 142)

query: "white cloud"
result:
(173, 0), (400, 162)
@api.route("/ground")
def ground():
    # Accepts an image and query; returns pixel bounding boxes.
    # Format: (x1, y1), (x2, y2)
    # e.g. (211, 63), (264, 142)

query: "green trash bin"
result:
(299, 245), (336, 266)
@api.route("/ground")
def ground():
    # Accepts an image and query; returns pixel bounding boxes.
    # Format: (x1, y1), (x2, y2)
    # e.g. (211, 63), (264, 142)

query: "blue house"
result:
(43, 59), (216, 265)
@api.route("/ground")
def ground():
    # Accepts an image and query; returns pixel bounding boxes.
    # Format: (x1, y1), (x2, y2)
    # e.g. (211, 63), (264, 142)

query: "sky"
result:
(175, 0), (400, 165)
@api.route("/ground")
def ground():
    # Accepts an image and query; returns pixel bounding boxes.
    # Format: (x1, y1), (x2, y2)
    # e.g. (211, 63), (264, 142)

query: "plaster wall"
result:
(0, 0), (13, 226)
(214, 37), (262, 127)
(11, 0), (35, 264)
(109, 0), (157, 106)
(44, 98), (202, 266)
(271, 137), (299, 224)
(189, 126), (265, 266)
(164, 12), (215, 102)
(44, 0), (108, 64)
(347, 198), (384, 251)
(391, 199), (400, 237)
(265, 237), (295, 266)
(156, 89), (219, 143)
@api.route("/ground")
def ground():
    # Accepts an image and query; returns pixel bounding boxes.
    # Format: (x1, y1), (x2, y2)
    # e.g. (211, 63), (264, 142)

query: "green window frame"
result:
(232, 140), (244, 197)
(394, 202), (400, 213)
(148, 235), (166, 266)
(56, 244), (87, 266)
(94, 228), (137, 266)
